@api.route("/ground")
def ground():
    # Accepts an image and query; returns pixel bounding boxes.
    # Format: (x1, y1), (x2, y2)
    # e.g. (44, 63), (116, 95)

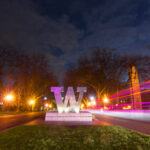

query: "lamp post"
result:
(103, 96), (109, 109)
(4, 94), (14, 113)
(29, 99), (35, 111)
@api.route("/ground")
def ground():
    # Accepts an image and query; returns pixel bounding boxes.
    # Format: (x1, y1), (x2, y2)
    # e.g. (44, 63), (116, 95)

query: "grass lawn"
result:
(0, 125), (150, 150)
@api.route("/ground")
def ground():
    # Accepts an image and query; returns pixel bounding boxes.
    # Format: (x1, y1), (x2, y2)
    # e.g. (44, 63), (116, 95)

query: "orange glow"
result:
(45, 103), (49, 107)
(127, 105), (131, 109)
(5, 94), (14, 101)
(123, 105), (131, 110)
(104, 106), (108, 109)
(80, 103), (84, 109)
(45, 103), (52, 108)
(87, 102), (91, 106)
(49, 104), (52, 108)
(103, 97), (109, 103)
(29, 100), (35, 105)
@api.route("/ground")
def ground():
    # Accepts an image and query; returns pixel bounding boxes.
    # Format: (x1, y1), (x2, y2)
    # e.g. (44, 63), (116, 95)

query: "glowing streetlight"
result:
(29, 99), (35, 111)
(5, 94), (14, 101)
(90, 96), (95, 101)
(43, 96), (47, 100)
(4, 94), (14, 113)
(49, 104), (52, 108)
(45, 103), (49, 107)
(80, 103), (84, 109)
(103, 96), (109, 110)
(87, 102), (91, 107)
(103, 97), (109, 103)
(45, 103), (52, 110)
(29, 100), (35, 105)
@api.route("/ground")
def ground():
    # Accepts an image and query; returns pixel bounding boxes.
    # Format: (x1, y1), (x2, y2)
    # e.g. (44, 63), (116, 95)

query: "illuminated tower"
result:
(129, 66), (142, 109)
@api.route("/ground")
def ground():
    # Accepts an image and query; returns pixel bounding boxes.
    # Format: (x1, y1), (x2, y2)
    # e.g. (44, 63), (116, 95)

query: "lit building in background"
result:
(129, 66), (142, 109)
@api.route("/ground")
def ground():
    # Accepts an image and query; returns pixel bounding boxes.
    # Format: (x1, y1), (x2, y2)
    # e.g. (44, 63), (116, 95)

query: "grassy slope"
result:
(0, 125), (150, 150)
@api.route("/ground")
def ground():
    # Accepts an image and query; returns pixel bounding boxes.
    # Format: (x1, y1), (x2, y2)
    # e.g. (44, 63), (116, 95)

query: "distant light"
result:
(103, 97), (109, 103)
(90, 96), (95, 101)
(87, 102), (91, 106)
(123, 105), (131, 110)
(49, 104), (52, 108)
(45, 103), (49, 107)
(100, 108), (103, 112)
(80, 103), (84, 109)
(128, 105), (131, 109)
(43, 97), (47, 100)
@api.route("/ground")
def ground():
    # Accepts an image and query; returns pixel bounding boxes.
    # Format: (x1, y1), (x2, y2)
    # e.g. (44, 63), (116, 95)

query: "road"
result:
(94, 113), (150, 135)
(0, 112), (45, 132)
(1, 111), (150, 135)
(26, 111), (150, 135)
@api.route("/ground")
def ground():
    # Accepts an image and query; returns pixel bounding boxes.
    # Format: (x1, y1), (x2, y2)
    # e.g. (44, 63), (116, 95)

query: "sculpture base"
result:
(45, 111), (92, 122)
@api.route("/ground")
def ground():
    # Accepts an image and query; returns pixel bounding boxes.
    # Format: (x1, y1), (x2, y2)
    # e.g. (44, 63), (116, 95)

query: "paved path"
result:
(0, 112), (45, 132)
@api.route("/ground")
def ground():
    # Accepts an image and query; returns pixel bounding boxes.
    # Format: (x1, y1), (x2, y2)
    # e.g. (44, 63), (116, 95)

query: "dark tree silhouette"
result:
(0, 47), (58, 111)
(63, 48), (150, 105)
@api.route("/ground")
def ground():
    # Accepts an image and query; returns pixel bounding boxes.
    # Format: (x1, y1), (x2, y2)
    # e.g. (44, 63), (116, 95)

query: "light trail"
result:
(90, 110), (150, 122)
(93, 80), (150, 111)
(110, 80), (150, 98)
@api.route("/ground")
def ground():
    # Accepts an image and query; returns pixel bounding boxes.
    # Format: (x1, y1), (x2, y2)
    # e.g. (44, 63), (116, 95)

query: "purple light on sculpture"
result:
(51, 86), (87, 113)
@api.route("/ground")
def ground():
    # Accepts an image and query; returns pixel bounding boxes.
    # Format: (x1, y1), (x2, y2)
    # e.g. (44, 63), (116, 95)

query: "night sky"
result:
(0, 0), (150, 80)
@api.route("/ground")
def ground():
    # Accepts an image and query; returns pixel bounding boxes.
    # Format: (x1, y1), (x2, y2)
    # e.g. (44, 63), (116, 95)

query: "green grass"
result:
(0, 125), (150, 150)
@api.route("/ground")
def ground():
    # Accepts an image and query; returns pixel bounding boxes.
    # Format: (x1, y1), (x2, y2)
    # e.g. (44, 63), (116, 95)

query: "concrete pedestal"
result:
(45, 111), (92, 122)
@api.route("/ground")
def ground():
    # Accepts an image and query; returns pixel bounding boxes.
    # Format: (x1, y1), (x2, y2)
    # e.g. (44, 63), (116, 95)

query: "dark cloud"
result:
(0, 0), (150, 81)
(0, 0), (83, 80)
(80, 0), (150, 54)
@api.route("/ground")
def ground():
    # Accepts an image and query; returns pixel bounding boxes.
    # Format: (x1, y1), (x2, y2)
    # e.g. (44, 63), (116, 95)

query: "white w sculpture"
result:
(51, 87), (87, 113)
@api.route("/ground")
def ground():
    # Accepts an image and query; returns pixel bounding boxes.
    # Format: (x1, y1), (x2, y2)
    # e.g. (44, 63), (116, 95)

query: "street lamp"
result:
(4, 94), (14, 113)
(4, 94), (14, 101)
(45, 103), (49, 107)
(80, 103), (84, 109)
(43, 96), (47, 100)
(87, 102), (91, 107)
(90, 96), (95, 101)
(103, 97), (109, 103)
(103, 96), (109, 109)
(29, 99), (35, 111)
(49, 104), (52, 108)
